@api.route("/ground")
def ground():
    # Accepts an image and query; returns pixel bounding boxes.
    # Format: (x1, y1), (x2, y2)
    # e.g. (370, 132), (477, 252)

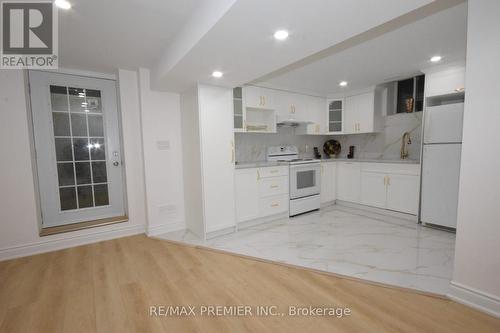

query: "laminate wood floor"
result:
(0, 235), (499, 333)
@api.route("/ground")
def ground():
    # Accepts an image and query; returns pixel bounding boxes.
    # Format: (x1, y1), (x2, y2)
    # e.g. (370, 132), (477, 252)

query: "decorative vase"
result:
(405, 97), (414, 113)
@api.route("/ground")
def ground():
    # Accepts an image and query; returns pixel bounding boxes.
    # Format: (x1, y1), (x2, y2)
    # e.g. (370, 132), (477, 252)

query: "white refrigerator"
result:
(420, 103), (464, 228)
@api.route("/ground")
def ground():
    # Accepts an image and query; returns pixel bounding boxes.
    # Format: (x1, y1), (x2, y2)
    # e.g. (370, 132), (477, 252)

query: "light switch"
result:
(157, 140), (170, 150)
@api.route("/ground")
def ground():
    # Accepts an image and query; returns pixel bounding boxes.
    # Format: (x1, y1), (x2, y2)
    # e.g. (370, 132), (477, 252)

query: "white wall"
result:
(449, 0), (500, 318)
(0, 69), (147, 260)
(137, 68), (185, 235)
(180, 87), (204, 238)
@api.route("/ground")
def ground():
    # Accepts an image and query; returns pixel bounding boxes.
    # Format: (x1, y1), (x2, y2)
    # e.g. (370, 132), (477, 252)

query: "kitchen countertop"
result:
(321, 158), (420, 165)
(234, 161), (290, 169)
(235, 158), (419, 169)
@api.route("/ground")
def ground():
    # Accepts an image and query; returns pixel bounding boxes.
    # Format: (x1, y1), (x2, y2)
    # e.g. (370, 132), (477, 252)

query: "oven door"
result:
(289, 163), (321, 199)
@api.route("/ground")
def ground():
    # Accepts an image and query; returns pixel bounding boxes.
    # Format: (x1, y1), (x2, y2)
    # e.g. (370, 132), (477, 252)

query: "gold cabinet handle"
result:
(263, 96), (266, 106)
(230, 140), (234, 163)
(271, 203), (279, 207)
(270, 185), (279, 189)
(387, 176), (391, 186)
(383, 176), (387, 186)
(257, 170), (260, 180)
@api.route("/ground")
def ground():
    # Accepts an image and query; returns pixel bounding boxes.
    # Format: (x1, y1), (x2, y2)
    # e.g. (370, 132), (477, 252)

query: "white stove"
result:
(267, 146), (321, 216)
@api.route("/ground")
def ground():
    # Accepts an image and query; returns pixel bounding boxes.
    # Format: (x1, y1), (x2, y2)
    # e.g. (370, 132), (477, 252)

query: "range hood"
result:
(276, 118), (314, 127)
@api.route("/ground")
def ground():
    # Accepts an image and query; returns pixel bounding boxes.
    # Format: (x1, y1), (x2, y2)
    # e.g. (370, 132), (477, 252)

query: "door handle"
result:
(112, 161), (120, 167)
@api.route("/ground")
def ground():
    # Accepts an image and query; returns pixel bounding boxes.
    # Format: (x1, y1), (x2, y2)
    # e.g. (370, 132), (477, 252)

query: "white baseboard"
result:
(237, 212), (289, 230)
(0, 224), (145, 261)
(448, 281), (500, 318)
(147, 222), (185, 237)
(336, 200), (417, 222)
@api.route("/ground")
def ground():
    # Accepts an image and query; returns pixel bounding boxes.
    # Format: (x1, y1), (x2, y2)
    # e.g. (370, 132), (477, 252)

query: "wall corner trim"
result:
(448, 281), (500, 319)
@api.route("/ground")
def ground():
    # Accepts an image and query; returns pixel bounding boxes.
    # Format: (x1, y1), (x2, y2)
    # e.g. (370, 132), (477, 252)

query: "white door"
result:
(337, 162), (361, 203)
(244, 86), (262, 109)
(29, 71), (125, 227)
(386, 174), (420, 215)
(235, 169), (259, 223)
(344, 96), (357, 134)
(424, 103), (464, 144)
(198, 85), (236, 233)
(360, 172), (387, 209)
(320, 162), (335, 203)
(421, 144), (462, 228)
(356, 92), (375, 133)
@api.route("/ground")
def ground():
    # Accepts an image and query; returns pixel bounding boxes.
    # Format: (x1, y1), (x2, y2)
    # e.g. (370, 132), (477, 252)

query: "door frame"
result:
(27, 69), (129, 234)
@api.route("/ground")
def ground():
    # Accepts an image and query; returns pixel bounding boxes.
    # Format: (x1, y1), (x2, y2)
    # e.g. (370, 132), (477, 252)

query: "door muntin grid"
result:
(50, 85), (109, 211)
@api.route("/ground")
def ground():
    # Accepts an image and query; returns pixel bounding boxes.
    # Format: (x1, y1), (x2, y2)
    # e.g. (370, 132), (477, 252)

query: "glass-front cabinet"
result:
(327, 99), (343, 133)
(233, 87), (246, 132)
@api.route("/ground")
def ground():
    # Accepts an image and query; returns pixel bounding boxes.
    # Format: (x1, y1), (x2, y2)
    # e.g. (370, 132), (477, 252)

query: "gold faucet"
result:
(400, 132), (412, 159)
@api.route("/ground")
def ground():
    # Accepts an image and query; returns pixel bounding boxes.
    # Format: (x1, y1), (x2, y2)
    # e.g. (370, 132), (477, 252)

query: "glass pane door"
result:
(328, 99), (343, 132)
(30, 71), (125, 228)
(51, 85), (110, 211)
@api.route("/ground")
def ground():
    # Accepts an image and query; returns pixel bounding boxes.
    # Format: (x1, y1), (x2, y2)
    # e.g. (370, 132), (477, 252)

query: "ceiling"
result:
(58, 0), (201, 72)
(153, 0), (440, 92)
(55, 0), (466, 93)
(256, 2), (468, 96)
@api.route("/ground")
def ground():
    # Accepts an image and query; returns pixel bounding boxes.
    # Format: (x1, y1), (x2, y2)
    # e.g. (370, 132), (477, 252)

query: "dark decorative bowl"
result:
(323, 139), (341, 158)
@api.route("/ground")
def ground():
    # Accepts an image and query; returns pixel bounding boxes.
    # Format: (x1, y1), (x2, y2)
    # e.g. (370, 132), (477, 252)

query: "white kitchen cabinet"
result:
(386, 174), (420, 215)
(360, 163), (420, 215)
(244, 86), (275, 110)
(336, 162), (361, 203)
(234, 166), (289, 224)
(361, 172), (387, 209)
(198, 85), (236, 233)
(425, 67), (465, 98)
(320, 162), (336, 203)
(235, 168), (259, 223)
(259, 195), (288, 217)
(327, 99), (343, 134)
(233, 87), (246, 132)
(180, 84), (236, 238)
(343, 89), (384, 134)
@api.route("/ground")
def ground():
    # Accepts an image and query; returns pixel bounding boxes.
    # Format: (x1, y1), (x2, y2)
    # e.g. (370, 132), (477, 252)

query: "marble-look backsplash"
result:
(235, 112), (422, 162)
(235, 126), (328, 162)
(332, 112), (422, 160)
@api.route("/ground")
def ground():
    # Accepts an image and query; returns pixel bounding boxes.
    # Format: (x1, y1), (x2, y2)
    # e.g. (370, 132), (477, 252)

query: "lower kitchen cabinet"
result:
(235, 168), (259, 222)
(320, 162), (336, 203)
(361, 171), (387, 208)
(360, 163), (420, 215)
(337, 162), (361, 203)
(386, 173), (420, 215)
(235, 166), (289, 223)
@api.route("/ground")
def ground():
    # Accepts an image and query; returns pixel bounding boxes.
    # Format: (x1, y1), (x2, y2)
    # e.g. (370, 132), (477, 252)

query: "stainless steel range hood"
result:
(276, 118), (314, 127)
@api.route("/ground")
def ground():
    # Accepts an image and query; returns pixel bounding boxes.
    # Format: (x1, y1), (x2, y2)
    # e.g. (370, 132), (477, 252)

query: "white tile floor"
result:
(156, 205), (455, 295)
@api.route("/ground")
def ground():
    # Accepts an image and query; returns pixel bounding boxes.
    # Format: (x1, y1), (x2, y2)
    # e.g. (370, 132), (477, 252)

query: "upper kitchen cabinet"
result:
(242, 86), (277, 133)
(233, 87), (246, 132)
(343, 88), (385, 134)
(424, 67), (465, 98)
(326, 99), (343, 134)
(244, 86), (276, 110)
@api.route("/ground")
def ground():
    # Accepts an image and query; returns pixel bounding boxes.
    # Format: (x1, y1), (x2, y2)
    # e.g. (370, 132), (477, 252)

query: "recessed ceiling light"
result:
(212, 71), (223, 78)
(339, 81), (348, 87)
(273, 30), (289, 41)
(430, 55), (442, 63)
(55, 0), (71, 10)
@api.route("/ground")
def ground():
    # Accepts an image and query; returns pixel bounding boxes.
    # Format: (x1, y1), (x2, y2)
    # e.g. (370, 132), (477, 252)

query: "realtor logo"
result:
(1, 1), (58, 68)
